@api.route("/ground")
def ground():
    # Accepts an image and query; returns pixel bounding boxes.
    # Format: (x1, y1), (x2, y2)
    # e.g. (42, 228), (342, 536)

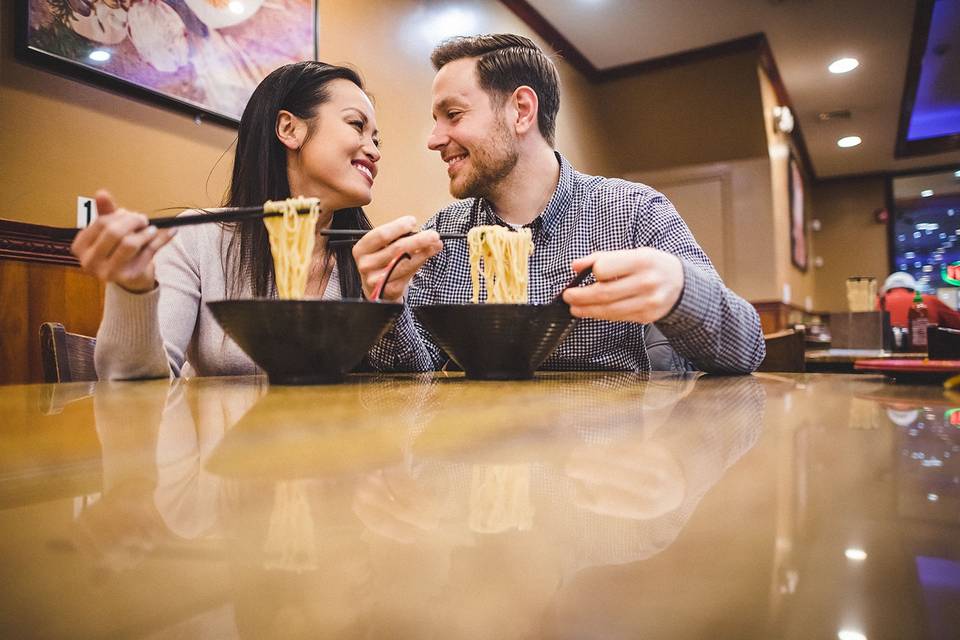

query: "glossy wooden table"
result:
(1, 372), (958, 639)
(805, 349), (927, 373)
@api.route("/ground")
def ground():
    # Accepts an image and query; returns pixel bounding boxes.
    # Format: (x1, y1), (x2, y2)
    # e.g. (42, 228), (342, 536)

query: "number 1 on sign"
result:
(77, 196), (98, 228)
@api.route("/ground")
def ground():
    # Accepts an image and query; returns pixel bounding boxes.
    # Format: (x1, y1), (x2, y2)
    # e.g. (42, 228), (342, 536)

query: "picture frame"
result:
(16, 0), (318, 127)
(789, 153), (808, 272)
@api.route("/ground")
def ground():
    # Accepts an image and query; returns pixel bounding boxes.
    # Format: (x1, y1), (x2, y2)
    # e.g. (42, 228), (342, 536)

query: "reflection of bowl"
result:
(414, 304), (577, 380)
(208, 299), (402, 385)
(183, 0), (265, 29)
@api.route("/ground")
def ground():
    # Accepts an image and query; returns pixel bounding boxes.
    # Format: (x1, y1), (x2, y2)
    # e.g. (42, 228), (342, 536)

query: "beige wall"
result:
(758, 65), (816, 310)
(315, 0), (611, 224)
(0, 4), (236, 227)
(0, 0), (896, 310)
(811, 176), (889, 311)
(596, 50), (768, 175)
(0, 1), (609, 228)
(608, 52), (784, 305)
(629, 157), (778, 302)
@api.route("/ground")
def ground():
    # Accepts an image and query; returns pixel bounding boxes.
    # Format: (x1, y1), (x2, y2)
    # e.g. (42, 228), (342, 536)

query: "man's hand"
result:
(562, 248), (684, 324)
(564, 440), (686, 520)
(70, 190), (177, 293)
(352, 216), (442, 301)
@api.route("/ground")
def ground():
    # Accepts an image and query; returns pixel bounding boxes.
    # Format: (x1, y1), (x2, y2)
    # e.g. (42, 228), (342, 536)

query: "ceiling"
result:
(893, 169), (960, 199)
(521, 0), (960, 179)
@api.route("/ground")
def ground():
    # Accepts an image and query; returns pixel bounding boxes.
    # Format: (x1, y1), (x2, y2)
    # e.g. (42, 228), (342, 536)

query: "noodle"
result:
(262, 196), (321, 299)
(468, 464), (534, 533)
(467, 225), (534, 303)
(263, 480), (318, 573)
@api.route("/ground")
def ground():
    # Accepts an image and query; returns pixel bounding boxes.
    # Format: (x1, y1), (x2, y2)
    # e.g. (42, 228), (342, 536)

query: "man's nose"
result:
(427, 123), (447, 151)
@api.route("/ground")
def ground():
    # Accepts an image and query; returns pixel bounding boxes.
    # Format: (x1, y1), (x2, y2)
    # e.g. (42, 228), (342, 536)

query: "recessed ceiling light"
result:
(88, 50), (110, 62)
(837, 136), (862, 148)
(921, 189), (934, 198)
(838, 632), (867, 640)
(845, 548), (868, 561)
(829, 57), (860, 74)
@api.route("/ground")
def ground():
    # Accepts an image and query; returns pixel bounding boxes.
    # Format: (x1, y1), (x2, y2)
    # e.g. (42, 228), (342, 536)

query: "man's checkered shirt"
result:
(369, 153), (765, 373)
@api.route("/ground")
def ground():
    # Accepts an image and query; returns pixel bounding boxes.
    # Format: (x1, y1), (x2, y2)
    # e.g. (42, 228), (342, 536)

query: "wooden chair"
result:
(757, 328), (806, 373)
(39, 322), (97, 383)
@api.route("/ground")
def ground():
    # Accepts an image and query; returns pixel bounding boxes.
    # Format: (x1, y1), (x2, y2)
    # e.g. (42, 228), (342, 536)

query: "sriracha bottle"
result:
(908, 290), (929, 351)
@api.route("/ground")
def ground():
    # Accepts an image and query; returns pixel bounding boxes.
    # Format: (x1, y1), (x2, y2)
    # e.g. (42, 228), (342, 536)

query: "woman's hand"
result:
(352, 467), (440, 543)
(70, 190), (177, 293)
(352, 216), (442, 301)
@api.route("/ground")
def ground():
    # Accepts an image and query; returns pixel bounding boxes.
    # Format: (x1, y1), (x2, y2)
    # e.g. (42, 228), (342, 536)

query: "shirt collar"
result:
(475, 151), (573, 240)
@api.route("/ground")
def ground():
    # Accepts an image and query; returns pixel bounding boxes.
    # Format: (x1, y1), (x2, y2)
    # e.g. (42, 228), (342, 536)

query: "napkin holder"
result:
(928, 326), (960, 359)
(830, 311), (890, 350)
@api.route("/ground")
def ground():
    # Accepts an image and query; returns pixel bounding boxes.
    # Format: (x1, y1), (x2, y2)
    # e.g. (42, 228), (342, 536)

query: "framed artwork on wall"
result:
(16, 0), (317, 127)
(789, 154), (808, 272)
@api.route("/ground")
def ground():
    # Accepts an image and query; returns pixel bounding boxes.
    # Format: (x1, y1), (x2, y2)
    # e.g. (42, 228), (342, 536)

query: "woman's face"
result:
(289, 79), (381, 212)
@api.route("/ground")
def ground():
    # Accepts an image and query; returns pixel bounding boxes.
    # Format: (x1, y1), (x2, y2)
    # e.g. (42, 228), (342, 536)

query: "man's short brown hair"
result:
(431, 34), (560, 146)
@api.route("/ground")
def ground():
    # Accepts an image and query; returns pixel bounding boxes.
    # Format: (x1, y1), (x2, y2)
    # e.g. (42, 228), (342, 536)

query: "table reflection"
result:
(1, 372), (958, 638)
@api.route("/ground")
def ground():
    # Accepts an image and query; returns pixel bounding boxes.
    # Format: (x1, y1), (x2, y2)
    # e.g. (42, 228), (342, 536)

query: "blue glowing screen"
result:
(892, 195), (960, 291)
(907, 0), (960, 141)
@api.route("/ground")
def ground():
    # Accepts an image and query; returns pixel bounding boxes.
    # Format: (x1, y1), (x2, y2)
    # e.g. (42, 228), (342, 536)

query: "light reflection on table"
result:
(0, 372), (957, 639)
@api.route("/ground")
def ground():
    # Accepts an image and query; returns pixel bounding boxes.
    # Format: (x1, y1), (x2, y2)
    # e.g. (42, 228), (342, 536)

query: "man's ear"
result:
(511, 86), (540, 137)
(276, 110), (306, 151)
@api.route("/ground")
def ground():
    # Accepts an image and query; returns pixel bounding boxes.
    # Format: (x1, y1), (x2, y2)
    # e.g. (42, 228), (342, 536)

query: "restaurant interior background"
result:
(1, 0), (960, 384)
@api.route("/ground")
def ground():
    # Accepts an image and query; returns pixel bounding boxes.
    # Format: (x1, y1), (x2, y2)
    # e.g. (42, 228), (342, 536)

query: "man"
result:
(355, 34), (764, 373)
(878, 271), (960, 328)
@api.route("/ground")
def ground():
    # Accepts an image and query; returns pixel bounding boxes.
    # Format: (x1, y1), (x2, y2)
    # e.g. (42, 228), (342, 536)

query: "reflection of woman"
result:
(71, 62), (408, 380)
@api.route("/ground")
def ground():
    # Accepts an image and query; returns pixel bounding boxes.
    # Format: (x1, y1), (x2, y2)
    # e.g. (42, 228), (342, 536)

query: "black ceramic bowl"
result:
(208, 299), (403, 385)
(414, 303), (578, 380)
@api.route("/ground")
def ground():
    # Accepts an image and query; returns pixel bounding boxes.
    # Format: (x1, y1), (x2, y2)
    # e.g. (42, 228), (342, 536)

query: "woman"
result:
(72, 62), (403, 379)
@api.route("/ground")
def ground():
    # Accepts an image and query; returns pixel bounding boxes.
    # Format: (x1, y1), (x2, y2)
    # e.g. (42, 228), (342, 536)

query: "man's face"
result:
(428, 57), (519, 199)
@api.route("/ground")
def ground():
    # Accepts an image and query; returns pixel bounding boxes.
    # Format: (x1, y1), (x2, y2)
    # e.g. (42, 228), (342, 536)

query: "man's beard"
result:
(450, 119), (519, 200)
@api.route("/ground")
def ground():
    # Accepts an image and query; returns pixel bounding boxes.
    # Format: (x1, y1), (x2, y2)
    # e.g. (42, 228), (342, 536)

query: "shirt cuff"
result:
(655, 259), (716, 332)
(368, 305), (430, 371)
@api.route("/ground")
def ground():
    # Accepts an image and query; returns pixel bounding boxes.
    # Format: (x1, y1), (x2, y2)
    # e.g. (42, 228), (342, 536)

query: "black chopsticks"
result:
(150, 209), (464, 240)
(147, 205), (303, 229)
(326, 230), (466, 247)
(65, 204), (467, 242)
(552, 265), (593, 304)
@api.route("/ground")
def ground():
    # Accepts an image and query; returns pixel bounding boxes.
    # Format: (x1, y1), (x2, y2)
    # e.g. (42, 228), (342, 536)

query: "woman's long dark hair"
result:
(223, 62), (373, 299)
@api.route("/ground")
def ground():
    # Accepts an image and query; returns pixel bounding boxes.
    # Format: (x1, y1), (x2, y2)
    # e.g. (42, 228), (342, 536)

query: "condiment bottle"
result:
(908, 290), (929, 351)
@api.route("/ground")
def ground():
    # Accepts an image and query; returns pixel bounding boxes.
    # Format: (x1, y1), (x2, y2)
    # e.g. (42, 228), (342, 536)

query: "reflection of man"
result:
(346, 374), (766, 639)
(555, 375), (766, 570)
(878, 271), (960, 328)
(357, 34), (764, 374)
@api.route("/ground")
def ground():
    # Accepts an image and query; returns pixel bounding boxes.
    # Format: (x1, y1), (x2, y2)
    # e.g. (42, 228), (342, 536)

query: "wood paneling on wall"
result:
(0, 221), (105, 385)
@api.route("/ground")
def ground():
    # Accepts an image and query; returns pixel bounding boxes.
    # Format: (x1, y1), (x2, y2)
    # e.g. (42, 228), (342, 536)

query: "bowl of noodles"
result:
(414, 226), (578, 380)
(208, 198), (402, 385)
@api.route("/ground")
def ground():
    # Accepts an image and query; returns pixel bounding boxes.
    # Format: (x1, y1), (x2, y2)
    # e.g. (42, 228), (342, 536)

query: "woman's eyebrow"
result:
(341, 107), (370, 123)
